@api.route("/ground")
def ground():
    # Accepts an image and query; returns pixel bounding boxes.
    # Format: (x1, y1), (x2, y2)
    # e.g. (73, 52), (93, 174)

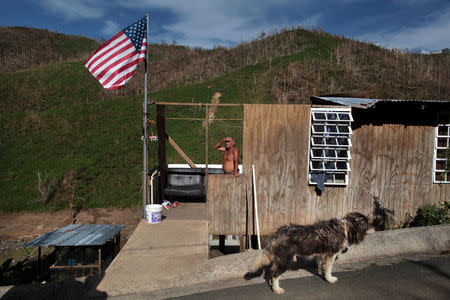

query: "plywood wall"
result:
(207, 104), (449, 235)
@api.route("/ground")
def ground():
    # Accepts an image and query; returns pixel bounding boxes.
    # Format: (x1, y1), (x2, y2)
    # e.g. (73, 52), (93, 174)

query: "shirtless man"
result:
(214, 137), (240, 176)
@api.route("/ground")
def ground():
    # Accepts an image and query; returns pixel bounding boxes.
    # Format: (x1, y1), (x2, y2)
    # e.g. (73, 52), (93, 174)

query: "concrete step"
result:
(96, 203), (208, 296)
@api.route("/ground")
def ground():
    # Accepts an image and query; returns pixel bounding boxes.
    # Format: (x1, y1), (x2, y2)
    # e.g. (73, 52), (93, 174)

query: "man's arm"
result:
(232, 148), (240, 176)
(214, 137), (228, 152)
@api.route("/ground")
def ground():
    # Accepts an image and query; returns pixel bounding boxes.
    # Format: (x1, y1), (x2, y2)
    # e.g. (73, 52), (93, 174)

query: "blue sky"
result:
(1, 0), (449, 52)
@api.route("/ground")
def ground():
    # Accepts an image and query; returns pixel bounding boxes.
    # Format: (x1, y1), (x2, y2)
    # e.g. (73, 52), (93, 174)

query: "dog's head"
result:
(344, 212), (373, 245)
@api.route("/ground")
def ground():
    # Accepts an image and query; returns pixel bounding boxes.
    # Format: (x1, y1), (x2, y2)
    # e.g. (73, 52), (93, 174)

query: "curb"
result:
(340, 224), (450, 263)
(176, 224), (450, 286)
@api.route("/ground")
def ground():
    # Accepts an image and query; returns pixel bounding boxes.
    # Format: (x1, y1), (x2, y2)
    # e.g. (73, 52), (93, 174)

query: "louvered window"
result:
(433, 124), (450, 183)
(309, 107), (352, 185)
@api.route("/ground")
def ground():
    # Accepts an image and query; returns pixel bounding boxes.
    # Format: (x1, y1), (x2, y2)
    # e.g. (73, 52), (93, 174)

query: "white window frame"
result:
(433, 124), (450, 183)
(309, 107), (352, 186)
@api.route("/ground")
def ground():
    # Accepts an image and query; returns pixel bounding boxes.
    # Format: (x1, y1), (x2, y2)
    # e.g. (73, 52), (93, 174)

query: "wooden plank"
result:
(387, 125), (403, 217)
(403, 125), (415, 217)
(156, 105), (167, 203)
(242, 104), (311, 233)
(50, 264), (99, 269)
(412, 126), (427, 215)
(98, 248), (102, 274)
(349, 124), (374, 214)
(414, 127), (435, 209)
(167, 136), (197, 168)
(205, 106), (209, 196)
(399, 125), (413, 219)
(207, 174), (246, 234)
(155, 102), (243, 107)
(38, 247), (41, 280)
(165, 118), (243, 121)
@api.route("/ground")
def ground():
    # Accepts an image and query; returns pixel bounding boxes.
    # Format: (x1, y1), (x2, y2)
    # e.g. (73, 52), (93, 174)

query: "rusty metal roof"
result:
(311, 96), (449, 109)
(24, 224), (126, 247)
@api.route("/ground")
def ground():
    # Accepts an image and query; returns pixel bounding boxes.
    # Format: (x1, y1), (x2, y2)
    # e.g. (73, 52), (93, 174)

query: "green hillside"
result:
(1, 26), (449, 212)
(0, 26), (100, 73)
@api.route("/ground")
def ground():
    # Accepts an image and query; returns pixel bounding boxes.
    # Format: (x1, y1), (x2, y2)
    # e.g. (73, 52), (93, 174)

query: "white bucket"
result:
(145, 204), (162, 224)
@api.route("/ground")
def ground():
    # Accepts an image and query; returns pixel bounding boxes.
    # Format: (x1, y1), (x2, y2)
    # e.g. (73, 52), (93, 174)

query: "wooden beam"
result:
(166, 117), (243, 121)
(205, 105), (209, 195)
(38, 247), (41, 280)
(154, 102), (243, 107)
(49, 264), (100, 270)
(219, 235), (225, 253)
(156, 105), (167, 203)
(166, 135), (197, 168)
(98, 248), (102, 274)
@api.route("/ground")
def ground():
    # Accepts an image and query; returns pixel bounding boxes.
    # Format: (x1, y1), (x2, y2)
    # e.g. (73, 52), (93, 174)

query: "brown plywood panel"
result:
(242, 104), (311, 234)
(206, 174), (246, 234)
(207, 104), (446, 235)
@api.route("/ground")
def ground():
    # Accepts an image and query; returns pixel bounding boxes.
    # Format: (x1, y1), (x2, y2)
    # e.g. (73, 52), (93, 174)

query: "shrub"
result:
(412, 201), (450, 227)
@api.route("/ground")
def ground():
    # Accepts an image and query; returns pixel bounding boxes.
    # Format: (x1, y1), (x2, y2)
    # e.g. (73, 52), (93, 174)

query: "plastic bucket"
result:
(145, 204), (162, 224)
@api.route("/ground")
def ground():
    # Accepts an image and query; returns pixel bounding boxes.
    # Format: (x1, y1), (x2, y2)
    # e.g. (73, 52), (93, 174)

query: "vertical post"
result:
(142, 13), (150, 218)
(150, 171), (154, 205)
(117, 232), (121, 254)
(252, 165), (261, 250)
(37, 246), (41, 280)
(205, 105), (209, 198)
(245, 182), (250, 250)
(156, 105), (166, 203)
(240, 235), (245, 253)
(98, 248), (102, 275)
(219, 235), (225, 253)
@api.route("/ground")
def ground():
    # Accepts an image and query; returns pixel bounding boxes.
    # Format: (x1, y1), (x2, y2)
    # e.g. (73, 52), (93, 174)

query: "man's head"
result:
(226, 137), (236, 148)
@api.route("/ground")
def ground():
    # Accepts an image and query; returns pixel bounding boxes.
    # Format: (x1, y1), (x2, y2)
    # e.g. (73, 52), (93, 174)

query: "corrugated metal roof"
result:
(312, 96), (449, 109)
(24, 224), (126, 247)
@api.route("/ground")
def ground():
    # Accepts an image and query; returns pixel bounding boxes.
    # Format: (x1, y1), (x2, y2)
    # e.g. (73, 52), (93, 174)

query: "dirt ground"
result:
(0, 206), (143, 254)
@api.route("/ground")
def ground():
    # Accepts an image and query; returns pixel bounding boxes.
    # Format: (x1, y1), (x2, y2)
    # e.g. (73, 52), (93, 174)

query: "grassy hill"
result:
(1, 26), (449, 212)
(0, 26), (99, 73)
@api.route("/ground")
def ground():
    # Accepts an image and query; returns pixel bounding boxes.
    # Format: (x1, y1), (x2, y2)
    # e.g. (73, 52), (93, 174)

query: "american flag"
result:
(85, 17), (147, 90)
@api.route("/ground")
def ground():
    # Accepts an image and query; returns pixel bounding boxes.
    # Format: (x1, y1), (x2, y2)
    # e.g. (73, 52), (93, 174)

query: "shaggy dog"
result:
(247, 212), (373, 294)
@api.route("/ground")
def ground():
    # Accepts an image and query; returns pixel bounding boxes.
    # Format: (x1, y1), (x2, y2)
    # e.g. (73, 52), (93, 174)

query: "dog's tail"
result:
(245, 235), (279, 279)
(249, 250), (272, 272)
(244, 250), (272, 280)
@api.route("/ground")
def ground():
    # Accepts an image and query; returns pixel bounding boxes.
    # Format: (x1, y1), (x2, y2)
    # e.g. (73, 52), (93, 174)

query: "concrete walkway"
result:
(95, 203), (208, 296)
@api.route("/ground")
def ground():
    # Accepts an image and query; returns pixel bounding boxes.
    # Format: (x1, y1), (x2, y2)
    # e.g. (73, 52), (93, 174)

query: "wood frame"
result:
(153, 101), (244, 200)
(45, 232), (121, 276)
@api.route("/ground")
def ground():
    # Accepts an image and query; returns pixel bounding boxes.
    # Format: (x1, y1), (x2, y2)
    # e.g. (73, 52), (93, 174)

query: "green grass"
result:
(0, 96), (144, 211)
(0, 62), (103, 114)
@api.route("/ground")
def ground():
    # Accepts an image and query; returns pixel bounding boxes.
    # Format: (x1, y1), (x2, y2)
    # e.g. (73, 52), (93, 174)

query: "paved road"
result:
(166, 255), (450, 300)
(4, 254), (447, 299)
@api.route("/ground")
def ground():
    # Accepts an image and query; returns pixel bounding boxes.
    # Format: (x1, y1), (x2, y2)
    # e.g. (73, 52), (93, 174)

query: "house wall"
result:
(206, 104), (449, 235)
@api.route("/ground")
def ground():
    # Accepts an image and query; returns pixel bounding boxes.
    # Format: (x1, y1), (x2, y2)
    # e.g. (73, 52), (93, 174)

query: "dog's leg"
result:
(317, 254), (325, 276)
(272, 275), (285, 295)
(270, 258), (288, 294)
(323, 253), (338, 283)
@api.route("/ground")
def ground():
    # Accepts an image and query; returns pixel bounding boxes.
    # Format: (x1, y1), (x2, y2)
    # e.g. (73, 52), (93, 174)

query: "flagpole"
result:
(143, 13), (149, 218)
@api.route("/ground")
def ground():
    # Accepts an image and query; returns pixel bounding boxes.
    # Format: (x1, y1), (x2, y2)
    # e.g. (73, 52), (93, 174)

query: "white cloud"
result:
(392, 0), (436, 5)
(117, 0), (317, 48)
(40, 0), (104, 20)
(37, 0), (321, 47)
(101, 20), (121, 37)
(358, 6), (450, 51)
(301, 14), (321, 28)
(27, 0), (450, 51)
